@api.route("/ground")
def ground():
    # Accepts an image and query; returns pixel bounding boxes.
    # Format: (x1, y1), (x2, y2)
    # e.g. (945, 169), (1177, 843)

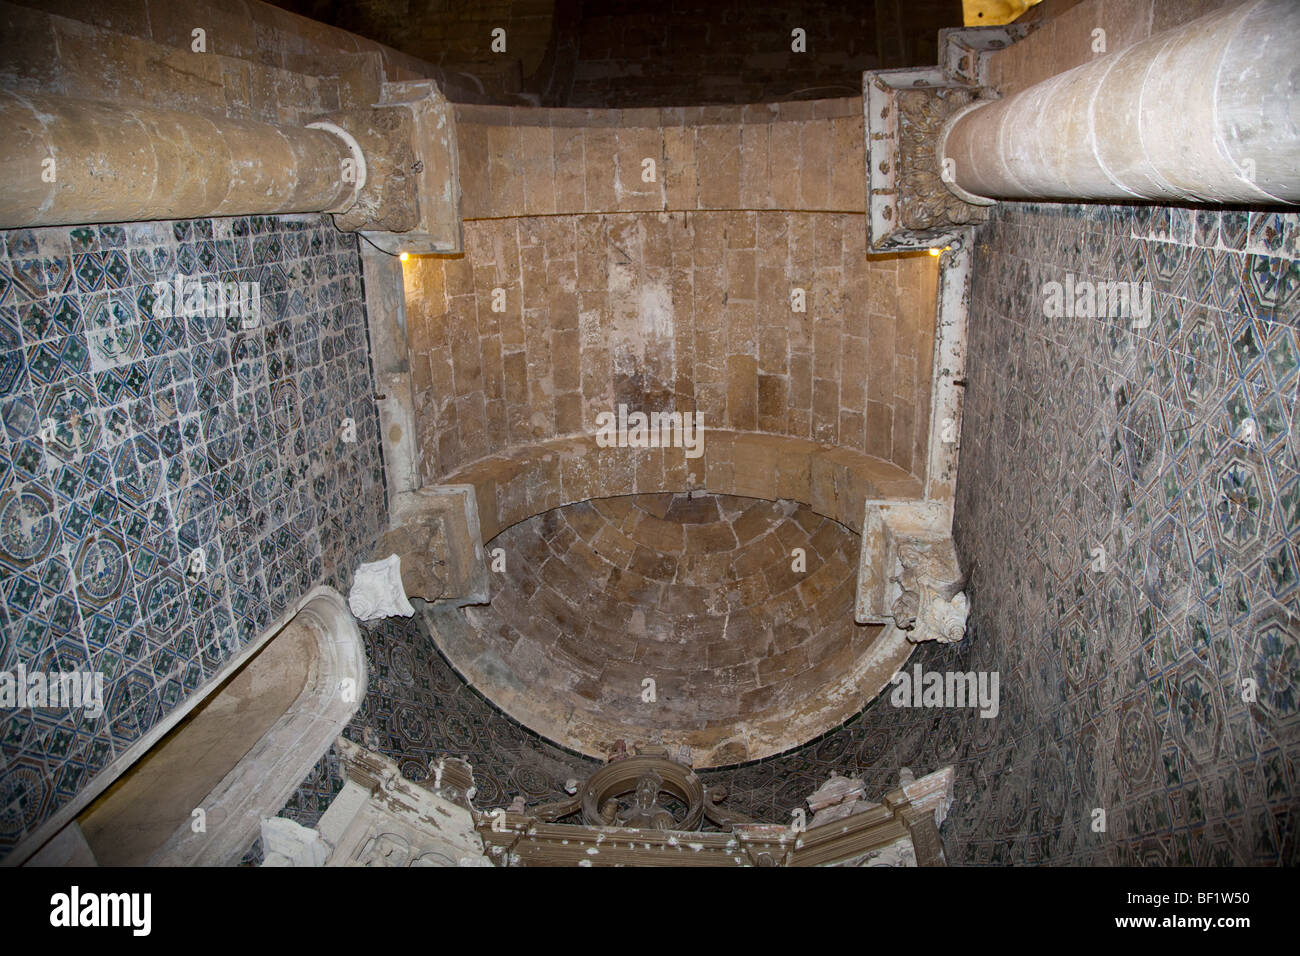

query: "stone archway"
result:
(70, 588), (365, 867)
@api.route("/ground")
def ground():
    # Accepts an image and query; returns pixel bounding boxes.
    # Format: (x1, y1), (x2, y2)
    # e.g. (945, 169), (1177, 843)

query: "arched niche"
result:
(384, 434), (962, 767)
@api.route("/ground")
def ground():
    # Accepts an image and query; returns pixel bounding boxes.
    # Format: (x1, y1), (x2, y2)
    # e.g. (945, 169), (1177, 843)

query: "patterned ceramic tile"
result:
(950, 204), (1299, 865)
(0, 214), (387, 859)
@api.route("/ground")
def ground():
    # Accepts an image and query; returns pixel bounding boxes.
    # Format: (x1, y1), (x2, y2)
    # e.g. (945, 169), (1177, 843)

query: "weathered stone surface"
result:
(353, 80), (463, 254)
(947, 1), (1300, 205)
(262, 738), (491, 867)
(0, 91), (357, 228)
(439, 430), (922, 544)
(406, 206), (941, 486)
(379, 485), (487, 606)
(321, 104), (419, 233)
(454, 100), (865, 219)
(430, 490), (908, 767)
(862, 66), (990, 252)
(855, 501), (968, 644)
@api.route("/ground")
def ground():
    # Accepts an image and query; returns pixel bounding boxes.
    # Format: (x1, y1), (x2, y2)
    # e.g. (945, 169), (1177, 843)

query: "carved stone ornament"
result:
(258, 742), (960, 866)
(857, 503), (969, 644)
(862, 25), (1034, 252)
(260, 738), (490, 867)
(895, 85), (987, 233)
(889, 541), (969, 643)
(479, 754), (957, 866)
(806, 772), (877, 827)
(528, 751), (746, 832)
(347, 554), (415, 621)
(257, 741), (960, 866)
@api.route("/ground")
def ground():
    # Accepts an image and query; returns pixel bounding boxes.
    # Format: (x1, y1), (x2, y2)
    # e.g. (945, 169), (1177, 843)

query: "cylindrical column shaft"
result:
(0, 91), (359, 227)
(941, 0), (1300, 205)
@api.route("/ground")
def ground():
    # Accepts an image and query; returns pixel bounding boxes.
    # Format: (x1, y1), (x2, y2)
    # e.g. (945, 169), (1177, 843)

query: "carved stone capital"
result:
(895, 85), (988, 233)
(863, 26), (1031, 251)
(376, 485), (488, 607)
(314, 80), (463, 255)
(856, 502), (969, 644)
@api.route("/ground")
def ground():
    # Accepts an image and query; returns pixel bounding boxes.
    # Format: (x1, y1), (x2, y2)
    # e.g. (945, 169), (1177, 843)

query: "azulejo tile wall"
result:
(948, 203), (1299, 864)
(0, 214), (388, 859)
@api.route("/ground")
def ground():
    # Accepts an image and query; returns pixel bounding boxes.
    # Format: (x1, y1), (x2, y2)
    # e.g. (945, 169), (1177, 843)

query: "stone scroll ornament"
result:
(890, 542), (969, 644)
(347, 554), (416, 621)
(856, 505), (969, 643)
(528, 750), (754, 832)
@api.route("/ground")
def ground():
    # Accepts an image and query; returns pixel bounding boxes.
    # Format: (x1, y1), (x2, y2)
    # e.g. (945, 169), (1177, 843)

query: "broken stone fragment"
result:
(807, 772), (865, 810)
(347, 554), (415, 621)
(922, 591), (969, 644)
(260, 817), (331, 867)
(805, 771), (885, 827)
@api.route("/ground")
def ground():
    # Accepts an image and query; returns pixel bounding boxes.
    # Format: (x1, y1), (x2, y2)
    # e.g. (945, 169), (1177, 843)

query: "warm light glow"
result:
(399, 252), (410, 262)
(928, 248), (941, 257)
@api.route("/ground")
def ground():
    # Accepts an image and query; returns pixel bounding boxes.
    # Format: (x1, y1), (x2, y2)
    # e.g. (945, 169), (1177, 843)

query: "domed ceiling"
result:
(428, 491), (894, 766)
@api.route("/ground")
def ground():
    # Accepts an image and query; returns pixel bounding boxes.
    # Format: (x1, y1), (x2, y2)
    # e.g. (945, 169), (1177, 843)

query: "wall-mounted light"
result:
(399, 251), (410, 262)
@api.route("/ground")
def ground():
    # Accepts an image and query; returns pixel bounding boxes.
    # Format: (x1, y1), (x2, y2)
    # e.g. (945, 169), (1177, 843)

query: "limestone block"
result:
(384, 485), (488, 606)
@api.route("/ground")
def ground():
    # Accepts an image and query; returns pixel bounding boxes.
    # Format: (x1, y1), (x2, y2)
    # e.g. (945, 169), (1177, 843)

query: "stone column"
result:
(0, 91), (362, 228)
(940, 0), (1300, 206)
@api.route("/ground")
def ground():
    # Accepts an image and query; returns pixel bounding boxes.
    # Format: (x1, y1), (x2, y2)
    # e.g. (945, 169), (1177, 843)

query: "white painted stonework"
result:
(261, 817), (330, 867)
(260, 739), (491, 867)
(348, 554), (415, 620)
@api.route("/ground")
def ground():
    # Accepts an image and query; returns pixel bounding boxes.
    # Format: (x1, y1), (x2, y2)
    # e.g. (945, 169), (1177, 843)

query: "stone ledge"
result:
(437, 430), (922, 544)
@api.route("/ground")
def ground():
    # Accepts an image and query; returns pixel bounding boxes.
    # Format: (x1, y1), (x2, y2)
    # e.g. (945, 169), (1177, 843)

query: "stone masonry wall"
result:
(407, 101), (938, 493)
(406, 211), (938, 487)
(454, 100), (869, 219)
